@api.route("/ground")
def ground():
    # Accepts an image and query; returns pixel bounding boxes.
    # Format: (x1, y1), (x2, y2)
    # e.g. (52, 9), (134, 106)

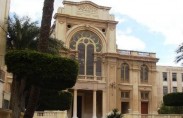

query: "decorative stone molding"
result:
(76, 4), (99, 18)
(108, 24), (115, 31)
(78, 4), (98, 14)
(110, 64), (115, 69)
(58, 20), (65, 24)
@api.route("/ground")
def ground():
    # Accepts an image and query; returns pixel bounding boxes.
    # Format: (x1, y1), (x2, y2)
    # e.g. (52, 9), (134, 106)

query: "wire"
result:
(0, 24), (7, 33)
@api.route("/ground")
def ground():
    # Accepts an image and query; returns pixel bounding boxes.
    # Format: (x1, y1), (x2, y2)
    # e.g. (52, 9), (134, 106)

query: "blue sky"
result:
(10, 0), (183, 66)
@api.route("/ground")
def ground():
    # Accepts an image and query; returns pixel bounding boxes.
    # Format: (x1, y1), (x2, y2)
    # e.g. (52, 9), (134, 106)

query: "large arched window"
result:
(140, 64), (148, 83)
(70, 30), (102, 76)
(121, 63), (129, 82)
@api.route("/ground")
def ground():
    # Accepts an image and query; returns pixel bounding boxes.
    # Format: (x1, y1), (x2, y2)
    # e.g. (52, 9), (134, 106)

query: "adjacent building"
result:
(0, 0), (11, 108)
(156, 66), (183, 107)
(52, 1), (159, 117)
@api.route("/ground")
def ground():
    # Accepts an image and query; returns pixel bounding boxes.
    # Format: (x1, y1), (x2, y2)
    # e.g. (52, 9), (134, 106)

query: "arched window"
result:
(140, 64), (148, 83)
(86, 44), (94, 75)
(121, 63), (129, 82)
(96, 57), (102, 76)
(70, 30), (102, 76)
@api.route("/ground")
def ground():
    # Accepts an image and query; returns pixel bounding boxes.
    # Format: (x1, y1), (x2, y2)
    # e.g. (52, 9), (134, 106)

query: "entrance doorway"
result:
(121, 102), (129, 114)
(77, 96), (82, 118)
(141, 102), (148, 114)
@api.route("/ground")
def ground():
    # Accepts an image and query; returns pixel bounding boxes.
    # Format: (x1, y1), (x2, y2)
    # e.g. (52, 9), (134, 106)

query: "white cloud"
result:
(10, 0), (63, 21)
(10, 0), (44, 20)
(90, 0), (183, 45)
(116, 30), (146, 50)
(115, 16), (125, 24)
(10, 0), (183, 66)
(11, 0), (183, 46)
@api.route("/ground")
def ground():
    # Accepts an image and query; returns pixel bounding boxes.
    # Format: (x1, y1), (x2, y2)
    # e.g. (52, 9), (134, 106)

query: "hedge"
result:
(5, 50), (78, 90)
(163, 92), (183, 106)
(37, 89), (72, 111)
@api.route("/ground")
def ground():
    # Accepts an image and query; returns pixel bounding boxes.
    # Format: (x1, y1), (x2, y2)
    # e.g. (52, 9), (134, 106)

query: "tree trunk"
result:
(38, 0), (55, 53)
(24, 0), (55, 117)
(11, 75), (21, 118)
(20, 79), (26, 112)
(23, 85), (40, 118)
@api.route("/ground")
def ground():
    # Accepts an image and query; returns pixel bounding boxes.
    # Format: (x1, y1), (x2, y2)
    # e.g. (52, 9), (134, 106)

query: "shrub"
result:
(37, 89), (72, 111)
(5, 50), (78, 90)
(158, 103), (183, 114)
(107, 109), (123, 118)
(163, 92), (183, 106)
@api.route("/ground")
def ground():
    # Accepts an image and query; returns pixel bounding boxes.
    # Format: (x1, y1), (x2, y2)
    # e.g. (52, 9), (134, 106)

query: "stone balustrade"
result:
(118, 50), (156, 58)
(124, 114), (183, 118)
(0, 109), (67, 118)
(34, 111), (67, 118)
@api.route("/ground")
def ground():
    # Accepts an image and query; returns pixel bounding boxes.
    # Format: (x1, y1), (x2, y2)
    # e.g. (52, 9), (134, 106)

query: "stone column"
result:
(102, 58), (105, 82)
(92, 90), (97, 118)
(73, 89), (78, 118)
(0, 82), (3, 108)
(102, 90), (106, 118)
(133, 85), (139, 114)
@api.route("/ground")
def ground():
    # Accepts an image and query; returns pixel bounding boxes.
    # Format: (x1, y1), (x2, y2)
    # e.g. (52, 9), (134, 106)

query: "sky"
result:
(10, 0), (183, 66)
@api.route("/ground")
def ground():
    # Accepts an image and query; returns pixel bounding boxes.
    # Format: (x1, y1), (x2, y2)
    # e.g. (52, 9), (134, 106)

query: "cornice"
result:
(63, 0), (111, 10)
(54, 13), (118, 24)
(102, 52), (159, 63)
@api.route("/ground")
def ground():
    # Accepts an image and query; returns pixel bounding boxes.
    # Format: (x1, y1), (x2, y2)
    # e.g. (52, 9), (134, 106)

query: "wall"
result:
(0, 0), (11, 108)
(157, 66), (183, 107)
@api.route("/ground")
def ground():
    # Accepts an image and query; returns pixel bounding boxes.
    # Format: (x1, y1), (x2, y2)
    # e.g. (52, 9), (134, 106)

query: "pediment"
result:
(63, 0), (111, 11)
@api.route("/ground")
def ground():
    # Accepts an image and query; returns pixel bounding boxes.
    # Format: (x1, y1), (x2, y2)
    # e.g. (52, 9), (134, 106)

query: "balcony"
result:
(118, 50), (156, 58)
(78, 75), (105, 81)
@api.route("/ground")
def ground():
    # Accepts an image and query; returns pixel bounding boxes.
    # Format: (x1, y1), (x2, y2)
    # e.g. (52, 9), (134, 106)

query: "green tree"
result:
(7, 14), (39, 50)
(24, 0), (56, 117)
(7, 14), (69, 118)
(7, 14), (40, 118)
(7, 14), (66, 54)
(5, 50), (78, 118)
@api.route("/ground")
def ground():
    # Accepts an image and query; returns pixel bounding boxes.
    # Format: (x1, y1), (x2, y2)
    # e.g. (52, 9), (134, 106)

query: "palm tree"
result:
(7, 14), (66, 118)
(24, 0), (55, 118)
(7, 14), (66, 54)
(7, 14), (39, 118)
(7, 14), (39, 50)
(175, 43), (183, 65)
(37, 0), (55, 53)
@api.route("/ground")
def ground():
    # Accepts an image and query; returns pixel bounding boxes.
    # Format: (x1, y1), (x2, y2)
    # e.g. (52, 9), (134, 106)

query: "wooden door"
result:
(141, 102), (148, 114)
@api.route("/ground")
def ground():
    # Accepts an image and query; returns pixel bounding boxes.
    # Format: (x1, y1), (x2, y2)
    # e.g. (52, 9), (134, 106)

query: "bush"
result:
(107, 109), (123, 118)
(163, 92), (183, 106)
(5, 50), (78, 90)
(37, 89), (72, 111)
(158, 103), (183, 114)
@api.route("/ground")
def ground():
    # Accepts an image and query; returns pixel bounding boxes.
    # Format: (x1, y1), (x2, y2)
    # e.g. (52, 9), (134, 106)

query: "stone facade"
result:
(1, 0), (183, 117)
(52, 1), (159, 117)
(0, 0), (11, 108)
